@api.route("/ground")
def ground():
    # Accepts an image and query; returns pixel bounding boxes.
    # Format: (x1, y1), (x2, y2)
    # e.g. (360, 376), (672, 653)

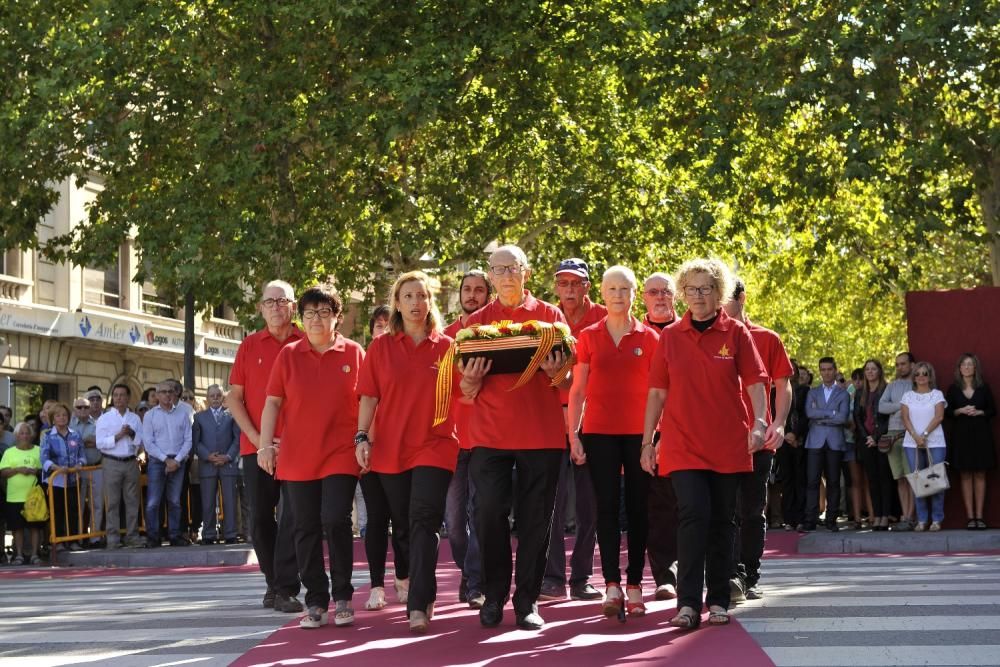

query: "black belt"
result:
(103, 453), (136, 462)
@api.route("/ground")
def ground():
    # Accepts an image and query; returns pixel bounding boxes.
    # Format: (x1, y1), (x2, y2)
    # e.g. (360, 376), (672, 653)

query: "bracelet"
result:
(920, 430), (929, 438)
(258, 445), (276, 452)
(641, 442), (654, 450)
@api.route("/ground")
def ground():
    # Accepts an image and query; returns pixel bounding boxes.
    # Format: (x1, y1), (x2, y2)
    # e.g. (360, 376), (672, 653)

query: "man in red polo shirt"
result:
(639, 271), (681, 600)
(225, 280), (304, 613)
(724, 278), (793, 603)
(539, 258), (602, 602)
(459, 244), (570, 631)
(443, 269), (492, 607)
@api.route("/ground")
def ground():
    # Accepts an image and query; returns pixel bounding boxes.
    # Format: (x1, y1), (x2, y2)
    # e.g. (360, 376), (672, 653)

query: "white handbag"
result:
(905, 450), (949, 499)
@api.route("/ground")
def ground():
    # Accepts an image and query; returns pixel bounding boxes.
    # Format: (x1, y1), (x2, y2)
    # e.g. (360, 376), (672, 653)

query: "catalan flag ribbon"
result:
(433, 342), (458, 427)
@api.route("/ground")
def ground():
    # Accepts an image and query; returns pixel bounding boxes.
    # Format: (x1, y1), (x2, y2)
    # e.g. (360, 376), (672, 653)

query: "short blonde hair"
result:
(675, 258), (734, 306)
(387, 271), (444, 336)
(602, 265), (638, 289)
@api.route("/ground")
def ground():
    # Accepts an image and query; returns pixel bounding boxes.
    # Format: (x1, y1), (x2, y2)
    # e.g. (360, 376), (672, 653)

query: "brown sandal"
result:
(708, 605), (730, 625)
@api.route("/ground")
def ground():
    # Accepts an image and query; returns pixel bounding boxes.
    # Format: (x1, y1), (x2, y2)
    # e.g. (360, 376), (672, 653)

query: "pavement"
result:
(41, 528), (1000, 569)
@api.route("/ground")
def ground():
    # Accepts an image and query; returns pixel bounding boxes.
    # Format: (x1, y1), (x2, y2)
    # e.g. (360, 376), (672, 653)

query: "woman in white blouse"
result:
(900, 362), (948, 531)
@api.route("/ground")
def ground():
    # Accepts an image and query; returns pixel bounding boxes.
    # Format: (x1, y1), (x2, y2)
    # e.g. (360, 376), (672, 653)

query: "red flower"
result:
(521, 323), (536, 333)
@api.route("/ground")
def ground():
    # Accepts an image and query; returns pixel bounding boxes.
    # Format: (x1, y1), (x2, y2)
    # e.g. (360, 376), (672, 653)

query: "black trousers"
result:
(378, 466), (452, 613)
(582, 434), (649, 585)
(646, 474), (679, 587)
(471, 447), (563, 614)
(285, 474), (357, 609)
(860, 443), (895, 517)
(775, 443), (806, 527)
(671, 469), (741, 612)
(806, 447), (844, 525)
(544, 446), (597, 586)
(359, 472), (407, 588)
(52, 484), (80, 539)
(732, 450), (773, 587)
(242, 454), (300, 596)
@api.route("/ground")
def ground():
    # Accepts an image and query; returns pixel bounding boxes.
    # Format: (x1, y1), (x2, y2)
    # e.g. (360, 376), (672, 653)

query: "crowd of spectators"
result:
(0, 380), (252, 563)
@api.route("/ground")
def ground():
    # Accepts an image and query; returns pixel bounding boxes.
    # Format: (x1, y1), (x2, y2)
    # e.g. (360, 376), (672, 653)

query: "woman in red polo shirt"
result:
(355, 270), (459, 633)
(569, 265), (659, 618)
(641, 259), (768, 630)
(259, 285), (364, 630)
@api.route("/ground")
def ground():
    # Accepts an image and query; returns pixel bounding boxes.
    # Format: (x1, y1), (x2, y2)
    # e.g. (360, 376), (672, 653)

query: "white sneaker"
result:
(299, 606), (328, 629)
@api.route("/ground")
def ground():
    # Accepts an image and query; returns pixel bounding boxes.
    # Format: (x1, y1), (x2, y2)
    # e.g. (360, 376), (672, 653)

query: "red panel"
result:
(906, 287), (1000, 528)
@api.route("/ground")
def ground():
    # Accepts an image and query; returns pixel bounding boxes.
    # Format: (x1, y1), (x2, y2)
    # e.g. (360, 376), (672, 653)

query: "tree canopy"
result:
(1, 0), (995, 368)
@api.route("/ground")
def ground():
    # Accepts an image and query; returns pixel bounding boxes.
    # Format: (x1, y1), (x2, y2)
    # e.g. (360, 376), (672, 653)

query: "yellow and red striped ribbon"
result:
(509, 324), (557, 390)
(432, 342), (458, 427)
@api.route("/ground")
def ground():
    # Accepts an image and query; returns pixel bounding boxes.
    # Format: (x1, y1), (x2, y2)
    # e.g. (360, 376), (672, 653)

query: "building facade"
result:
(0, 177), (242, 422)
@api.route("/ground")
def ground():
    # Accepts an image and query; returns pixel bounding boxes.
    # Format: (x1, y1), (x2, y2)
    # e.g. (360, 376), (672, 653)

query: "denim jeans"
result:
(445, 449), (482, 592)
(146, 458), (185, 540)
(904, 447), (947, 523)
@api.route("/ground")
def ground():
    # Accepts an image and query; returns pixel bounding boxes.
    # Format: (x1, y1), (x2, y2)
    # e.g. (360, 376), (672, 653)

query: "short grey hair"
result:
(262, 280), (295, 299)
(643, 272), (675, 292)
(490, 244), (530, 271)
(602, 265), (637, 289)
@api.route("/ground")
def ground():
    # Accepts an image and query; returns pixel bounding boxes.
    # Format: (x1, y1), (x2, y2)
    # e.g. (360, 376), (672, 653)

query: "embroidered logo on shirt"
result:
(633, 347), (643, 357)
(716, 344), (732, 359)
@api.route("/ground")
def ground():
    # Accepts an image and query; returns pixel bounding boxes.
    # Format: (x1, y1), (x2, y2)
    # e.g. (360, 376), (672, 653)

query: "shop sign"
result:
(0, 304), (61, 336)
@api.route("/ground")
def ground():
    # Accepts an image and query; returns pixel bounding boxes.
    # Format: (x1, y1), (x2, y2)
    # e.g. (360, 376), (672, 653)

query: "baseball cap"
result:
(85, 389), (103, 401)
(555, 258), (589, 279)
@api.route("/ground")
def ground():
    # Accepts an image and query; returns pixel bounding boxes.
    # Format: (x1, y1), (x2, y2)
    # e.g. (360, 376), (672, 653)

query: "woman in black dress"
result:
(946, 353), (996, 530)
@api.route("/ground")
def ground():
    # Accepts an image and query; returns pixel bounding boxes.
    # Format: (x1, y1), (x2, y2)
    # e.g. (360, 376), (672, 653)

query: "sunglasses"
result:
(914, 371), (930, 377)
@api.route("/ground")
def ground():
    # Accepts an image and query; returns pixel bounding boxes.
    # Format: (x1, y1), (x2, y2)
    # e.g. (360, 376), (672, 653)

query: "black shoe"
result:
(515, 604), (544, 630)
(169, 536), (192, 547)
(800, 523), (816, 533)
(826, 522), (840, 532)
(199, 538), (217, 546)
(145, 537), (162, 548)
(224, 538), (239, 545)
(262, 588), (276, 609)
(479, 600), (504, 627)
(459, 577), (469, 603)
(274, 593), (304, 613)
(570, 582), (602, 601)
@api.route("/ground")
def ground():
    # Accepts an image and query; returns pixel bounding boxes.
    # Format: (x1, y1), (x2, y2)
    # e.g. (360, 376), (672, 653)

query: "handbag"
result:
(905, 449), (950, 498)
(877, 431), (903, 454)
(22, 482), (49, 523)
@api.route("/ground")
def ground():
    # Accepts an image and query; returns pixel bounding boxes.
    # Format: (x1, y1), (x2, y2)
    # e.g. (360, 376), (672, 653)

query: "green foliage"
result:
(0, 0), (996, 364)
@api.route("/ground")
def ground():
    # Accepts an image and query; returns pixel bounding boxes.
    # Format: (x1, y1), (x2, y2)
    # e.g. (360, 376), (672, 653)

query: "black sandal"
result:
(669, 606), (700, 630)
(968, 519), (978, 530)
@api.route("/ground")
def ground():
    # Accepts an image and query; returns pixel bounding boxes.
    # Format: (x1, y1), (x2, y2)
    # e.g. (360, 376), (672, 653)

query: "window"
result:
(1, 249), (21, 277)
(140, 258), (176, 319)
(83, 250), (122, 307)
(212, 303), (237, 321)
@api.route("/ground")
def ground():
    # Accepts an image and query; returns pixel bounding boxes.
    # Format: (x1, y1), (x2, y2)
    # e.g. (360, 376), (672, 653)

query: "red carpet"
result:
(234, 539), (775, 667)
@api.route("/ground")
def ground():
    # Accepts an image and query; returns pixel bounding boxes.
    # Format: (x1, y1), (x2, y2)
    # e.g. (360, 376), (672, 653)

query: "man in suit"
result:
(803, 357), (851, 532)
(194, 384), (241, 544)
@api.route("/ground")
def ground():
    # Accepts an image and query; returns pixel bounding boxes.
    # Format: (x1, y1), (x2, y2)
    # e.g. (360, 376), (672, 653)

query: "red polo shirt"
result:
(643, 313), (675, 332)
(443, 318), (464, 339)
(464, 291), (567, 450)
(229, 326), (305, 456)
(742, 320), (794, 426)
(357, 330), (459, 472)
(266, 334), (364, 481)
(575, 317), (659, 434)
(649, 309), (767, 475)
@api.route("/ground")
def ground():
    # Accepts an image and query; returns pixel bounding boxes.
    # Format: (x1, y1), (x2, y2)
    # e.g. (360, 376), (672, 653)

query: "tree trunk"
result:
(982, 151), (1000, 287)
(184, 290), (196, 390)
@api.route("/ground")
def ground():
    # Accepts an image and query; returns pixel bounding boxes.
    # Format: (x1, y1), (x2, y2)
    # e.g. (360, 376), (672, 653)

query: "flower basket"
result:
(432, 320), (576, 426)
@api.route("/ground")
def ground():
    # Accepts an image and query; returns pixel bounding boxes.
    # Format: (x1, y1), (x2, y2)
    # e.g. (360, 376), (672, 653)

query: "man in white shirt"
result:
(97, 384), (145, 549)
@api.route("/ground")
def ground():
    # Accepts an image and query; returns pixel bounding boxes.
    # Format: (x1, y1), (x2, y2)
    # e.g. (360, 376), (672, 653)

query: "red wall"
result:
(905, 287), (1000, 528)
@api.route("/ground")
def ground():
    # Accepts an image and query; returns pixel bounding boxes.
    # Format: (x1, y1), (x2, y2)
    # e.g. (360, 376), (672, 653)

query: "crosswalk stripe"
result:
(762, 645), (1000, 666)
(740, 616), (1000, 632)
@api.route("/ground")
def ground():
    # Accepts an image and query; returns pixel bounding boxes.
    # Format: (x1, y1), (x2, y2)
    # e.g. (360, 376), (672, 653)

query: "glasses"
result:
(488, 264), (522, 276)
(914, 371), (930, 377)
(644, 288), (673, 298)
(261, 297), (293, 308)
(683, 285), (716, 297)
(302, 308), (334, 320)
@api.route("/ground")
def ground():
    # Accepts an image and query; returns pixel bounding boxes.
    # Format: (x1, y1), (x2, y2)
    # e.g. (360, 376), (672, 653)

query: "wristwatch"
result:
(354, 431), (371, 447)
